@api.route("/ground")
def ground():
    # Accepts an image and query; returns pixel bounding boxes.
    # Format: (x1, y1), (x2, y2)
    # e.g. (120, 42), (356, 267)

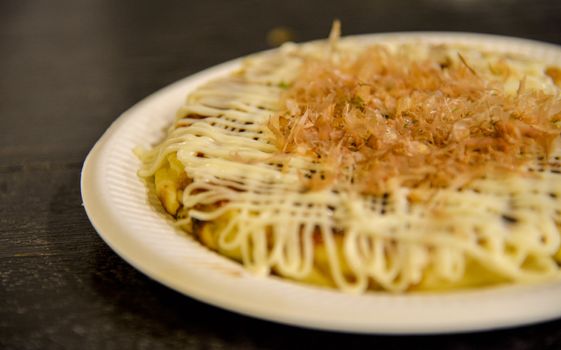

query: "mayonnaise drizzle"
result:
(139, 40), (561, 292)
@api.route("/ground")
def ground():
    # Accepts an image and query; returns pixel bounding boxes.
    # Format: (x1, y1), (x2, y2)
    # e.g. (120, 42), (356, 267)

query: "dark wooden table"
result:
(2, 0), (561, 348)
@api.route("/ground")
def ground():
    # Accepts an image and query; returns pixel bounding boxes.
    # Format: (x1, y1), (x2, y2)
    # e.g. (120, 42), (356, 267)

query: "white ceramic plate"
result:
(81, 33), (561, 334)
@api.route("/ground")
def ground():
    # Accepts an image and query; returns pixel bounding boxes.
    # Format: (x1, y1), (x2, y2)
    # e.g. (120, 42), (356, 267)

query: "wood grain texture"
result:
(2, 0), (561, 348)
